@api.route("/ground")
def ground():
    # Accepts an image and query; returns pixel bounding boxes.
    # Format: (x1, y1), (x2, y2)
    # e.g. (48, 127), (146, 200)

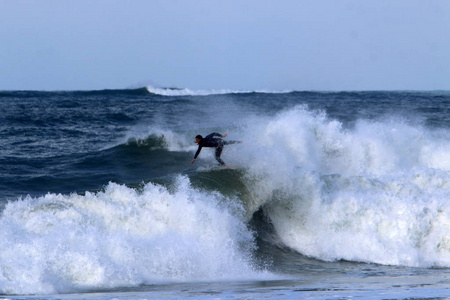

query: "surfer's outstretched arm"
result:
(191, 145), (203, 164)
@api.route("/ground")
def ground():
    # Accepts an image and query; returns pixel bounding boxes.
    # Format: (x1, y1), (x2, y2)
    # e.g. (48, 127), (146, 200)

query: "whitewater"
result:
(0, 88), (449, 299)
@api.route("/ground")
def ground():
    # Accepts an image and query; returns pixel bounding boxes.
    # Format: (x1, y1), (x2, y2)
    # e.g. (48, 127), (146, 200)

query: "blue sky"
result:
(1, 0), (449, 91)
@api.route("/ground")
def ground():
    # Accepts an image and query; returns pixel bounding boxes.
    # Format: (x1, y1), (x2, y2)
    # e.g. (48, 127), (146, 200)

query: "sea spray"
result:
(0, 176), (268, 295)
(236, 106), (450, 267)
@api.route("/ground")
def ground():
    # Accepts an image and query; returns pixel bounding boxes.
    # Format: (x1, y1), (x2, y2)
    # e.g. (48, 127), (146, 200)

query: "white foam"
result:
(0, 176), (271, 295)
(265, 170), (450, 267)
(234, 105), (450, 267)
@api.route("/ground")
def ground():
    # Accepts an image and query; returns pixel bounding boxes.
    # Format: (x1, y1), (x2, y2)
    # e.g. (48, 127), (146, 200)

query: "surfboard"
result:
(197, 164), (242, 172)
(222, 165), (241, 170)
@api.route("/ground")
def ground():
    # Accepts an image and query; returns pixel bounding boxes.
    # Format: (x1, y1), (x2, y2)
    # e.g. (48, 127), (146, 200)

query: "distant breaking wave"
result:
(146, 86), (292, 96)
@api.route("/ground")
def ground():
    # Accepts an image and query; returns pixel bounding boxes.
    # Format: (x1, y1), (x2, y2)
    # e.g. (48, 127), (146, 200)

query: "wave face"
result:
(1, 90), (450, 294)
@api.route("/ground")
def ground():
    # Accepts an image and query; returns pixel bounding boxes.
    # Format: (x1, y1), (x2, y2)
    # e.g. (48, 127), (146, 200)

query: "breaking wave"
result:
(234, 106), (450, 268)
(0, 177), (272, 295)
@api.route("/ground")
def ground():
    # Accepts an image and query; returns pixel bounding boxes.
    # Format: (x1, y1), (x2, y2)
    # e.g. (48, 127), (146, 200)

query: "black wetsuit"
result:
(194, 133), (238, 165)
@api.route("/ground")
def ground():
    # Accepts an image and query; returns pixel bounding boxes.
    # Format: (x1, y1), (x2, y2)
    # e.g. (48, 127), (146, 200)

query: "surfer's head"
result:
(195, 135), (203, 144)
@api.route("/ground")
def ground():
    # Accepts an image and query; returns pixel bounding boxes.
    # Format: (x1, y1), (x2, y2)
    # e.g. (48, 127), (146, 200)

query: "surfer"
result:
(190, 132), (241, 166)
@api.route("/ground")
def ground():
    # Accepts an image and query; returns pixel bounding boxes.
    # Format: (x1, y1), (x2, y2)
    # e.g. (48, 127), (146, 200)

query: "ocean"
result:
(0, 87), (449, 299)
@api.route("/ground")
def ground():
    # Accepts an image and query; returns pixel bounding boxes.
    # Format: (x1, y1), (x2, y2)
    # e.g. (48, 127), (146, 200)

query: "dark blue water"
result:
(1, 88), (449, 298)
(2, 89), (448, 201)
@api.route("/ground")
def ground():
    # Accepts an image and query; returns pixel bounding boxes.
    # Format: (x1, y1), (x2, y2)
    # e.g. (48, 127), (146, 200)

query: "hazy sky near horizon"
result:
(1, 0), (449, 91)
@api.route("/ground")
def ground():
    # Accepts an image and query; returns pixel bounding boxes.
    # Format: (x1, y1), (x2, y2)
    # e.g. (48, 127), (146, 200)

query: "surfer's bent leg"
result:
(215, 143), (226, 165)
